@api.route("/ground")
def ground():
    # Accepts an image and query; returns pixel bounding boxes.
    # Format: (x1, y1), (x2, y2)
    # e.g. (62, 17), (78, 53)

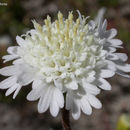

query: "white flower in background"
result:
(0, 10), (130, 120)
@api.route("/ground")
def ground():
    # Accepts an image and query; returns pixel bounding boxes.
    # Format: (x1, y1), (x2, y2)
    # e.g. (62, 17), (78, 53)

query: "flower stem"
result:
(61, 106), (72, 130)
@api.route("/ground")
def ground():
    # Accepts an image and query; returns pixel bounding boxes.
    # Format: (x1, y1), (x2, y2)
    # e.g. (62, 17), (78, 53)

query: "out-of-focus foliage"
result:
(117, 114), (130, 130)
(118, 27), (130, 44)
(0, 0), (27, 40)
(99, 0), (119, 7)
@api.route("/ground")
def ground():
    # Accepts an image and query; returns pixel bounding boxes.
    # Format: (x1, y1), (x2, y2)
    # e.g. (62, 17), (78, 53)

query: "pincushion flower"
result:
(0, 11), (130, 120)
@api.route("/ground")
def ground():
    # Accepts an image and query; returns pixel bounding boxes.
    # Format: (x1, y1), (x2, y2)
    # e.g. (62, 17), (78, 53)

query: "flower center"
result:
(18, 12), (105, 81)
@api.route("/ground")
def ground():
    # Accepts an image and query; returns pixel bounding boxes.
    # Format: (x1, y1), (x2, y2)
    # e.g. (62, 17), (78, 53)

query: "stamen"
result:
(68, 12), (73, 25)
(58, 11), (63, 27)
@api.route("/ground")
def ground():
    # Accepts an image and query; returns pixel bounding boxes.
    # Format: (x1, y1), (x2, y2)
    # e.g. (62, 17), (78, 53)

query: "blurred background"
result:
(0, 0), (130, 130)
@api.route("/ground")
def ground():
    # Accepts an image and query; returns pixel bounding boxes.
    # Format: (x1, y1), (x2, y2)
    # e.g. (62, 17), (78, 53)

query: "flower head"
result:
(0, 10), (130, 120)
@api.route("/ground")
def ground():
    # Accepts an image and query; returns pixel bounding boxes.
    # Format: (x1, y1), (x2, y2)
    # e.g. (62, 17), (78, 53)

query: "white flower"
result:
(0, 10), (130, 120)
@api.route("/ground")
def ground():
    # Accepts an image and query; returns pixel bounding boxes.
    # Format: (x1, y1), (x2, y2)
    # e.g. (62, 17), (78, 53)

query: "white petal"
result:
(108, 47), (116, 53)
(116, 64), (130, 72)
(54, 88), (64, 108)
(65, 80), (78, 90)
(27, 85), (43, 101)
(96, 61), (107, 69)
(102, 19), (107, 31)
(107, 53), (119, 60)
(116, 71), (130, 78)
(108, 39), (122, 46)
(81, 96), (92, 115)
(105, 60), (116, 71)
(5, 84), (18, 96)
(2, 55), (18, 63)
(77, 10), (82, 22)
(46, 77), (53, 83)
(32, 79), (43, 89)
(50, 99), (59, 117)
(13, 59), (23, 65)
(102, 29), (117, 39)
(16, 36), (25, 46)
(88, 20), (96, 30)
(99, 69), (115, 78)
(98, 78), (111, 90)
(0, 76), (16, 89)
(115, 53), (128, 62)
(66, 93), (73, 110)
(86, 71), (96, 83)
(38, 86), (52, 113)
(13, 84), (22, 99)
(87, 94), (102, 109)
(18, 71), (34, 86)
(72, 110), (81, 120)
(50, 88), (62, 117)
(82, 79), (100, 95)
(7, 46), (18, 55)
(72, 100), (81, 120)
(95, 8), (106, 26)
(54, 79), (63, 90)
(0, 66), (19, 76)
(27, 29), (37, 36)
(108, 29), (117, 39)
(86, 76), (95, 83)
